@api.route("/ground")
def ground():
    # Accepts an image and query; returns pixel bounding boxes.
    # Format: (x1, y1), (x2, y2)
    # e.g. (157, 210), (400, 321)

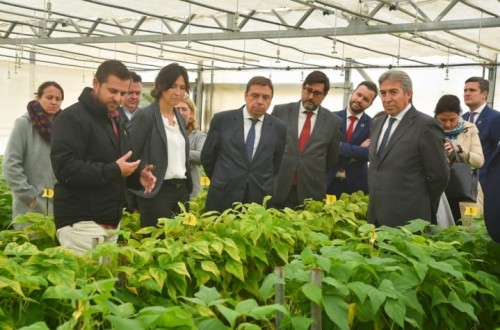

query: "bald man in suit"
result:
(368, 70), (449, 227)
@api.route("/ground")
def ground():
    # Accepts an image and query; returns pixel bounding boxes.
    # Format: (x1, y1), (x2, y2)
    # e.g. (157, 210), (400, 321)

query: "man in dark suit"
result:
(326, 81), (378, 197)
(484, 143), (500, 243)
(201, 76), (286, 213)
(272, 71), (342, 209)
(368, 70), (449, 227)
(118, 71), (142, 124)
(462, 76), (500, 189)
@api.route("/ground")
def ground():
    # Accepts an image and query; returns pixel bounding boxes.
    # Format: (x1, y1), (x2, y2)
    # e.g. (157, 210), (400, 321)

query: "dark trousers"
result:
(448, 198), (462, 224)
(137, 179), (189, 228)
(274, 186), (301, 210)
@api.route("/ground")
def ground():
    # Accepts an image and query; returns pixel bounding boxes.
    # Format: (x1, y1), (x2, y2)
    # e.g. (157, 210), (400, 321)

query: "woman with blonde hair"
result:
(177, 96), (206, 199)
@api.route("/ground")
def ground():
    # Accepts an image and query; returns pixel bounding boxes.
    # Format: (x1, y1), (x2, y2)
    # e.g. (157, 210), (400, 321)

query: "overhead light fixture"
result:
(389, 1), (398, 11)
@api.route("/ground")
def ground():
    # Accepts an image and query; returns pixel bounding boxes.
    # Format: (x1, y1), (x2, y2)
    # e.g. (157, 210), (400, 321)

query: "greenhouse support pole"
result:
(311, 268), (323, 330)
(275, 266), (285, 329)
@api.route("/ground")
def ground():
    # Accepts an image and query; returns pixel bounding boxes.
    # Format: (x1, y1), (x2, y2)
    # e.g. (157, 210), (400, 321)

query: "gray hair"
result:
(378, 70), (413, 94)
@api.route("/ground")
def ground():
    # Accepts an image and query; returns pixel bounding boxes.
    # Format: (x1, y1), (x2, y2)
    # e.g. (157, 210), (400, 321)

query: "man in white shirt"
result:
(368, 70), (449, 227)
(119, 71), (143, 123)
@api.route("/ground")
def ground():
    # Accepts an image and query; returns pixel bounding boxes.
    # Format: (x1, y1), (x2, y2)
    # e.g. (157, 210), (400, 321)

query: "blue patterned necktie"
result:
(377, 117), (397, 158)
(246, 118), (259, 160)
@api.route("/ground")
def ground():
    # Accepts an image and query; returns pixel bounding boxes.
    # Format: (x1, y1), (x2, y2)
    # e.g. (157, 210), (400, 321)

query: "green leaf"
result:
(235, 299), (259, 314)
(150, 306), (195, 328)
(200, 261), (220, 277)
(378, 279), (399, 299)
(302, 283), (322, 306)
(46, 267), (76, 287)
(249, 245), (268, 264)
(4, 242), (40, 256)
(149, 268), (167, 291)
(248, 304), (288, 321)
(431, 285), (448, 308)
(291, 316), (313, 330)
(165, 262), (191, 279)
(197, 318), (231, 330)
(0, 276), (25, 297)
(223, 239), (241, 262)
(216, 304), (240, 328)
(189, 241), (211, 257)
(106, 316), (146, 330)
(194, 285), (223, 305)
(225, 258), (245, 282)
(448, 291), (478, 323)
(18, 321), (50, 330)
(428, 261), (463, 280)
(384, 298), (406, 328)
(323, 276), (349, 297)
(211, 241), (224, 255)
(42, 286), (86, 300)
(300, 246), (315, 264)
(259, 273), (284, 301)
(323, 295), (349, 330)
(273, 241), (290, 263)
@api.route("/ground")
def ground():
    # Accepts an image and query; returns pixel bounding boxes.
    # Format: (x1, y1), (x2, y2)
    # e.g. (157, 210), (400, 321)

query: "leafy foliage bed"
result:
(0, 173), (498, 329)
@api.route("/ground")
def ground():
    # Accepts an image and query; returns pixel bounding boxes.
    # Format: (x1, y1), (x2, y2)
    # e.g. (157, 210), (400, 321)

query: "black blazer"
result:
(201, 107), (286, 212)
(127, 101), (193, 198)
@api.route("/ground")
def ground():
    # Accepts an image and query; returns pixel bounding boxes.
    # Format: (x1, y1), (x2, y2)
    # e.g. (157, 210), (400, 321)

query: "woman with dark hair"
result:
(434, 94), (484, 223)
(128, 63), (192, 227)
(3, 81), (64, 223)
(177, 96), (206, 199)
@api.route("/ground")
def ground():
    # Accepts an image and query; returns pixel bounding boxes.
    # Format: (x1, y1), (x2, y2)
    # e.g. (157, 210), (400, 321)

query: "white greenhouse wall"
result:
(1, 60), (499, 154)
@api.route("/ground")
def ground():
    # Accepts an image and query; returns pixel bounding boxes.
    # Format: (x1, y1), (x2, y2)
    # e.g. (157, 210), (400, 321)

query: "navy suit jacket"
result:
(462, 105), (500, 187)
(484, 143), (500, 243)
(201, 107), (286, 213)
(326, 109), (371, 196)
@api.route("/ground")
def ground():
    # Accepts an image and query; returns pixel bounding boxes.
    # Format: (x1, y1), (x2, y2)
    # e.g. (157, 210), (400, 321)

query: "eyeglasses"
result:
(303, 87), (324, 97)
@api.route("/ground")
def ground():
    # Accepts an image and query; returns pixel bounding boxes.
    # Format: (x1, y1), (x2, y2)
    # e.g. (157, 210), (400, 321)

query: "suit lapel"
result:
(254, 113), (271, 160)
(233, 108), (248, 161)
(305, 106), (328, 151)
(153, 104), (169, 156)
(379, 107), (417, 161)
(350, 112), (369, 143)
(290, 103), (301, 153)
(370, 114), (386, 161)
(338, 109), (348, 141)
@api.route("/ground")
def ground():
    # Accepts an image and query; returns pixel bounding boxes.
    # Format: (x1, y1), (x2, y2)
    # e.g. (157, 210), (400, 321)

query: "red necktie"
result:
(346, 115), (357, 143)
(108, 111), (120, 142)
(298, 111), (313, 152)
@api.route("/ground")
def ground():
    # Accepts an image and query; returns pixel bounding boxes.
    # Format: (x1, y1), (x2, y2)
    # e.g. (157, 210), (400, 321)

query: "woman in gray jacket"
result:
(3, 81), (64, 223)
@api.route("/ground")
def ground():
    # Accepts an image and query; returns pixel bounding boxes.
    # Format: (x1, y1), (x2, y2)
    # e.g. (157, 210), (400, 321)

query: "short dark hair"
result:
(37, 81), (64, 100)
(434, 94), (462, 116)
(465, 76), (489, 93)
(151, 63), (189, 101)
(130, 71), (142, 83)
(356, 81), (378, 101)
(245, 76), (274, 97)
(303, 71), (330, 95)
(95, 60), (130, 83)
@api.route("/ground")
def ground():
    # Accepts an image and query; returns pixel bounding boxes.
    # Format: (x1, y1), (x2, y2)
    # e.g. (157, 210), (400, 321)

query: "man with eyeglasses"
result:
(272, 70), (342, 209)
(201, 76), (287, 213)
(119, 71), (143, 124)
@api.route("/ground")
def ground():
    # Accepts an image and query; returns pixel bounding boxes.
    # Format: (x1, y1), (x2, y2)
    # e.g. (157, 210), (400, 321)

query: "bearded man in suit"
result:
(272, 70), (342, 209)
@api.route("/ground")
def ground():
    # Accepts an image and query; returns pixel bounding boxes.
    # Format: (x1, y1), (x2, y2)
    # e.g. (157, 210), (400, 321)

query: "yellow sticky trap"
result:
(183, 213), (197, 226)
(200, 176), (210, 186)
(464, 207), (479, 216)
(325, 194), (337, 204)
(42, 188), (54, 198)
